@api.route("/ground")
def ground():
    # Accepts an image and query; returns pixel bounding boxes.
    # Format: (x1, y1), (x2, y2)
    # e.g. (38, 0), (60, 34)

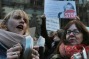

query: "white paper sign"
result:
(46, 18), (60, 31)
(29, 27), (36, 37)
(44, 0), (77, 18)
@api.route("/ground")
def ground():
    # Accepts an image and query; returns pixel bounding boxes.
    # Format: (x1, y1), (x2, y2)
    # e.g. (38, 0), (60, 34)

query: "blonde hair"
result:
(1, 9), (30, 35)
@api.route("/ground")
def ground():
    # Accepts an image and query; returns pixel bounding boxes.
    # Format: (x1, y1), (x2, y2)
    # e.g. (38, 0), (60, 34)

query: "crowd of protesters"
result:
(0, 9), (89, 59)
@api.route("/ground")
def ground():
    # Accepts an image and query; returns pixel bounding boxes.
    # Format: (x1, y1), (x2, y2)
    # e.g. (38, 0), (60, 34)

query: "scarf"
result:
(0, 29), (25, 49)
(59, 43), (89, 59)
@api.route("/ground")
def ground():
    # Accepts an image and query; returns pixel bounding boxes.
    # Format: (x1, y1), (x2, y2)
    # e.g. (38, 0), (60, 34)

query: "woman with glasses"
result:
(49, 19), (89, 59)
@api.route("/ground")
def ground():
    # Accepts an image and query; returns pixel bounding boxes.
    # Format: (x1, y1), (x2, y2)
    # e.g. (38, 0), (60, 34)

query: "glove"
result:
(37, 36), (45, 47)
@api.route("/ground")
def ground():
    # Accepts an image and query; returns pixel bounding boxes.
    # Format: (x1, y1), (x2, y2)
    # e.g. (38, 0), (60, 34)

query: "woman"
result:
(50, 19), (89, 59)
(0, 9), (39, 59)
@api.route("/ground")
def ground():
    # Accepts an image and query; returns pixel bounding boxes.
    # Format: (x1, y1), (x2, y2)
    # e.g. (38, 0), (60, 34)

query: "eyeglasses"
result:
(66, 29), (80, 35)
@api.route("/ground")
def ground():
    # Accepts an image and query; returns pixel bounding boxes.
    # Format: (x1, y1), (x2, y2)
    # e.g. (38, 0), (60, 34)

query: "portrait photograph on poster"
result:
(44, 0), (77, 18)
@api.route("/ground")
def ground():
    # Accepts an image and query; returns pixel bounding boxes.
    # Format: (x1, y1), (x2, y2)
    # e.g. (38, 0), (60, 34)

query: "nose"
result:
(20, 18), (25, 24)
(69, 32), (74, 36)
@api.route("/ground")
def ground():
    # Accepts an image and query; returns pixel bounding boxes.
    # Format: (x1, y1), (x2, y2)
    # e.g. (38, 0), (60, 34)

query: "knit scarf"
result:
(59, 43), (89, 59)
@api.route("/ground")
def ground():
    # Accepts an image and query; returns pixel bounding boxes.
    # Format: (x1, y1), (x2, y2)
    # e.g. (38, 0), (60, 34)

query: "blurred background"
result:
(0, 0), (89, 36)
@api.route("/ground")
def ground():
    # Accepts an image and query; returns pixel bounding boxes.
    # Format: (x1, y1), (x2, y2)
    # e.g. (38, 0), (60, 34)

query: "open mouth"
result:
(16, 25), (23, 30)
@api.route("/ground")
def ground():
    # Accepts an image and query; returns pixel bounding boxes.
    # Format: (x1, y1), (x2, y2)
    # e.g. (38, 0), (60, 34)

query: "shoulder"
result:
(58, 12), (64, 18)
